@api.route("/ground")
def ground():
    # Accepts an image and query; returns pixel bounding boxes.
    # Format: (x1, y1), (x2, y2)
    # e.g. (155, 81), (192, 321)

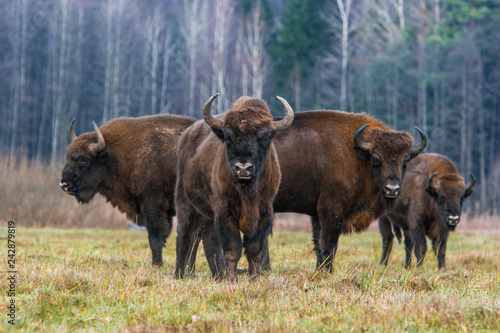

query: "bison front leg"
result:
(403, 234), (413, 268)
(378, 216), (394, 266)
(435, 237), (448, 270)
(259, 237), (271, 271)
(318, 215), (343, 272)
(215, 214), (242, 283)
(412, 229), (427, 267)
(201, 221), (224, 281)
(244, 219), (272, 280)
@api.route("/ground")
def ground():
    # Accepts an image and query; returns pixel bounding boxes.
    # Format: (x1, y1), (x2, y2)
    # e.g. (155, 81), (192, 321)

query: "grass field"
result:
(2, 228), (499, 332)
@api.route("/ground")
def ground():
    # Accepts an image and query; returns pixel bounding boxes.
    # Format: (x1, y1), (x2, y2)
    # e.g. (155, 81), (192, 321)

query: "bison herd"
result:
(60, 94), (475, 282)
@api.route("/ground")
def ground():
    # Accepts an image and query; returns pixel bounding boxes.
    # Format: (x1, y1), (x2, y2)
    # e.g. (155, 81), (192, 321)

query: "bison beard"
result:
(174, 94), (293, 282)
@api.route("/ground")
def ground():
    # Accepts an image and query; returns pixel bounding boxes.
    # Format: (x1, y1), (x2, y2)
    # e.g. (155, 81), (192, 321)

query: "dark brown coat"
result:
(174, 94), (293, 282)
(378, 153), (474, 269)
(271, 110), (427, 270)
(59, 114), (196, 266)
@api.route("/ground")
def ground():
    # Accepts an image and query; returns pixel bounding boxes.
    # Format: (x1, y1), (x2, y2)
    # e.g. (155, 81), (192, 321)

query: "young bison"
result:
(378, 153), (475, 269)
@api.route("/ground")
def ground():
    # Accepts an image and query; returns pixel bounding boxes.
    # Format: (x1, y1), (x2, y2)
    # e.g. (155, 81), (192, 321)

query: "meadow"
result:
(1, 227), (499, 332)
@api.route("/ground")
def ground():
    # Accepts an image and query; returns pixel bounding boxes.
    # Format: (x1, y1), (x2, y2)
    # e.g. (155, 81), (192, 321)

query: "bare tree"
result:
(50, 0), (69, 165)
(179, 0), (205, 117)
(417, 0), (427, 132)
(211, 0), (235, 113)
(160, 27), (174, 113)
(10, 0), (28, 163)
(323, 0), (363, 112)
(243, 1), (270, 99)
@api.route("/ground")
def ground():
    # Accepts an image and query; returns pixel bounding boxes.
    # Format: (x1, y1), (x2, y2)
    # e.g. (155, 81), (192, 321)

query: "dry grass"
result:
(1, 228), (499, 332)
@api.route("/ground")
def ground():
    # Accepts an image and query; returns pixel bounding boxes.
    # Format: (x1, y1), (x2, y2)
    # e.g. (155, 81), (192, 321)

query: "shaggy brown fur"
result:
(175, 96), (290, 282)
(378, 153), (474, 269)
(223, 109), (273, 133)
(60, 114), (196, 266)
(270, 110), (426, 271)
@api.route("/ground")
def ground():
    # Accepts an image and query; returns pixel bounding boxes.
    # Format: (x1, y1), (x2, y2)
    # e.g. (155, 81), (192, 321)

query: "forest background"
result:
(1, 0), (499, 218)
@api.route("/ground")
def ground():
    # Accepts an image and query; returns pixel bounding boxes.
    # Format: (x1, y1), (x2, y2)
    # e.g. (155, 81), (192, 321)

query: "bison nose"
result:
(447, 215), (460, 225)
(233, 162), (254, 178)
(59, 181), (69, 192)
(384, 184), (401, 198)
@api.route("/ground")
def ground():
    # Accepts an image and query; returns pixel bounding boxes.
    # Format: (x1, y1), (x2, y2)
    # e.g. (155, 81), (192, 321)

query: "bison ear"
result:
(211, 128), (225, 141)
(97, 149), (110, 163)
(424, 185), (437, 198)
(355, 148), (371, 162)
(425, 172), (438, 198)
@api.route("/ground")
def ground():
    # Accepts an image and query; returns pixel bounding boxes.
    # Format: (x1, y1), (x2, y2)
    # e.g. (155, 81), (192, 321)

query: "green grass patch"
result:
(2, 228), (499, 332)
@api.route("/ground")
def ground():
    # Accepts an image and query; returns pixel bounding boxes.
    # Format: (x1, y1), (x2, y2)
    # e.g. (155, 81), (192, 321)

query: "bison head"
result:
(204, 94), (293, 187)
(425, 172), (475, 230)
(59, 120), (110, 204)
(354, 125), (427, 209)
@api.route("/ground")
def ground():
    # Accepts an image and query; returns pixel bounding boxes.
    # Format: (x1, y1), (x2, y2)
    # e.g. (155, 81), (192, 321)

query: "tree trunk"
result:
(51, 0), (69, 165)
(160, 28), (173, 114)
(103, 0), (114, 123)
(336, 0), (350, 112)
(417, 0), (427, 132)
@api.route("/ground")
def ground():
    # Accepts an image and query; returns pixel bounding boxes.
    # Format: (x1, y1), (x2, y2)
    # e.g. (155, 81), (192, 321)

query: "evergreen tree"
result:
(271, 0), (329, 94)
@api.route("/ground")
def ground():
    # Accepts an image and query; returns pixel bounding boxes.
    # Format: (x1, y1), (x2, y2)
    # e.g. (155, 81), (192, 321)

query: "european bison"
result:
(378, 153), (475, 269)
(271, 111), (427, 271)
(174, 94), (294, 282)
(59, 114), (196, 266)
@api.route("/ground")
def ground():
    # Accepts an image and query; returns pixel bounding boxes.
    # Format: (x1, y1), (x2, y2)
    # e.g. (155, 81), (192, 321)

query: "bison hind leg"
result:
(143, 203), (174, 267)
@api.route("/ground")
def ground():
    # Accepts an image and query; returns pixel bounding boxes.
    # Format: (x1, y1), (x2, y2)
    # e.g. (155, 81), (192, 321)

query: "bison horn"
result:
(90, 121), (106, 153)
(465, 172), (475, 192)
(353, 124), (371, 152)
(409, 127), (427, 156)
(271, 96), (294, 132)
(428, 172), (439, 191)
(69, 119), (77, 142)
(203, 93), (223, 131)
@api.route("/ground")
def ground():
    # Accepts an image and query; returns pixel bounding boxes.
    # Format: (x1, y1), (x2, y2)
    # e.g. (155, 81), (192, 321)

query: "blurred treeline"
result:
(1, 0), (499, 214)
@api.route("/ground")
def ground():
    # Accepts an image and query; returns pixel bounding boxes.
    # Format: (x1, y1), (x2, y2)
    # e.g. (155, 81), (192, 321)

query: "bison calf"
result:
(174, 94), (293, 282)
(59, 115), (196, 266)
(378, 153), (475, 269)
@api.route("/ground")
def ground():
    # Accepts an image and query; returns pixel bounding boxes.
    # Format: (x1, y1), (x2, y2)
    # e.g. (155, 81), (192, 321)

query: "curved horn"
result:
(353, 124), (371, 152)
(409, 127), (427, 155)
(465, 172), (476, 192)
(69, 119), (77, 142)
(271, 96), (294, 132)
(427, 172), (439, 191)
(89, 121), (105, 153)
(203, 93), (223, 131)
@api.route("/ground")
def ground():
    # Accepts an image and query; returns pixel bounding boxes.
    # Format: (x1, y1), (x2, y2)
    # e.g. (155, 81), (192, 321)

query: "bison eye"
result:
(437, 195), (445, 204)
(80, 157), (91, 165)
(372, 156), (381, 167)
